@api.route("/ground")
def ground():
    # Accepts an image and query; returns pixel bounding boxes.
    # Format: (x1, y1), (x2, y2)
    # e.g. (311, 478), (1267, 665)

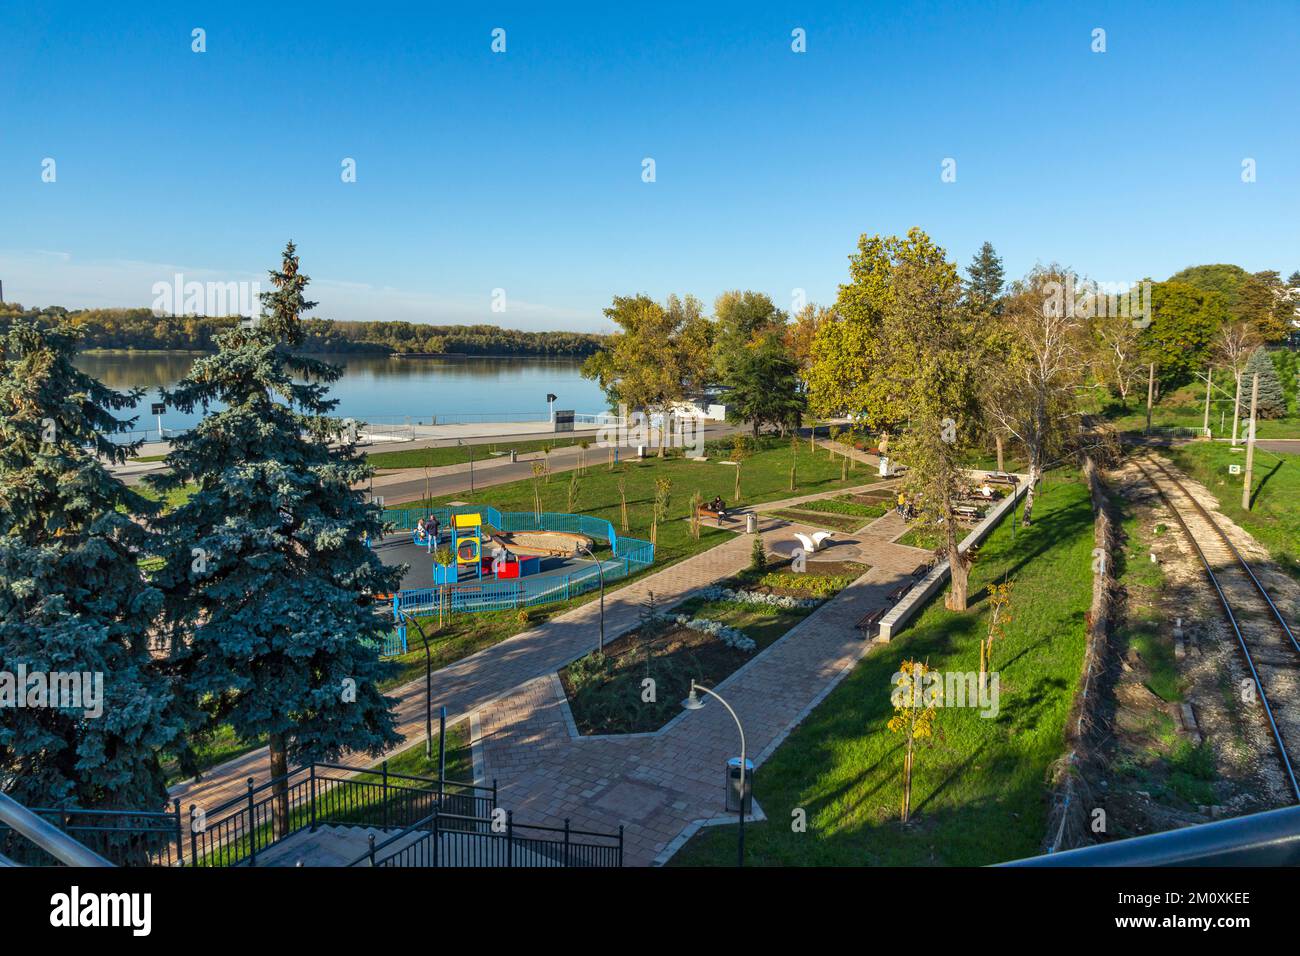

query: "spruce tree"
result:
(966, 241), (1006, 316)
(148, 243), (402, 833)
(1243, 347), (1287, 419)
(0, 320), (179, 812)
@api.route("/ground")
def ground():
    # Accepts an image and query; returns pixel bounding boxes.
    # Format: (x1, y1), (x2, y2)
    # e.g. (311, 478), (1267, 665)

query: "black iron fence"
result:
(188, 761), (497, 867)
(349, 809), (624, 868)
(0, 802), (185, 867)
(2, 760), (493, 868)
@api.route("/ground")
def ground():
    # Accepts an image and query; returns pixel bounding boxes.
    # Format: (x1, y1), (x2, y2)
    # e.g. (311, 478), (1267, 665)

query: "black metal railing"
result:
(349, 809), (624, 868)
(0, 795), (171, 867)
(2, 760), (493, 868)
(1002, 804), (1300, 867)
(187, 760), (496, 867)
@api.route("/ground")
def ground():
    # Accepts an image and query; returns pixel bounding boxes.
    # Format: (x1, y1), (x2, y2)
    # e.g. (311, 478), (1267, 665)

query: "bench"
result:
(855, 606), (888, 637)
(912, 560), (935, 579)
(887, 580), (914, 603)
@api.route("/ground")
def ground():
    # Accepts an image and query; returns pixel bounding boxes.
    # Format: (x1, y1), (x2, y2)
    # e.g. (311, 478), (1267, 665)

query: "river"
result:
(72, 352), (609, 438)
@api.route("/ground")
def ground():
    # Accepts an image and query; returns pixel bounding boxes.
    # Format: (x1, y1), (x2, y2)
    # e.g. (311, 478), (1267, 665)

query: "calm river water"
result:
(73, 352), (609, 436)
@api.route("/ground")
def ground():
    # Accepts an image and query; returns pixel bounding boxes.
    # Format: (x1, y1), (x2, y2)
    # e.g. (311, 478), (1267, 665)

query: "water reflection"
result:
(73, 352), (608, 431)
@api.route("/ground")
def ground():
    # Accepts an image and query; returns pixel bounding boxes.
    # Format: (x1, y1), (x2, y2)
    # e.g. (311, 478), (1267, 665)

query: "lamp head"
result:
(683, 681), (705, 711)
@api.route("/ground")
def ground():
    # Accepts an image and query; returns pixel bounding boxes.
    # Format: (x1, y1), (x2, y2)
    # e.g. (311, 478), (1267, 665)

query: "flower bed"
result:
(559, 560), (866, 735)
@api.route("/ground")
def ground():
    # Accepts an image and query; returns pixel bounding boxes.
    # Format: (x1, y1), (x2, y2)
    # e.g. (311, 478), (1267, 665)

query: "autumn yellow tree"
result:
(980, 581), (1014, 689)
(887, 659), (941, 824)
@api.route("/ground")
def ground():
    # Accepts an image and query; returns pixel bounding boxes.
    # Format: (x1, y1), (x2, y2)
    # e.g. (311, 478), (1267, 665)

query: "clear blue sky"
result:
(2, 1), (1297, 331)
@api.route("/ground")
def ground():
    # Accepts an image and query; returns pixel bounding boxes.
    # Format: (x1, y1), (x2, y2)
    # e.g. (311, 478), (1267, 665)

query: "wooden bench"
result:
(698, 508), (733, 527)
(911, 560), (935, 579)
(855, 606), (888, 637)
(887, 580), (914, 603)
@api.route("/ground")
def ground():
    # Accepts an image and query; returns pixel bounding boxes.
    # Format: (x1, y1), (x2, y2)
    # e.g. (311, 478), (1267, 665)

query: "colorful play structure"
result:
(376, 504), (655, 657)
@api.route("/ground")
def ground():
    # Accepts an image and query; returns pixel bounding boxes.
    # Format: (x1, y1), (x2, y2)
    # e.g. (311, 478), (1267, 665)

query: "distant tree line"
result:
(0, 304), (606, 357)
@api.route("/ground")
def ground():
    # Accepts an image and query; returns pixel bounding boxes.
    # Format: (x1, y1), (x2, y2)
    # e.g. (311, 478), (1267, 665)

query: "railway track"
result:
(1134, 456), (1300, 802)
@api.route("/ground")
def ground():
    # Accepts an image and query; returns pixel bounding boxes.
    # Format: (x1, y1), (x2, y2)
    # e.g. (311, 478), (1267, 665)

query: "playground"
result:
(373, 514), (600, 591)
(370, 505), (656, 655)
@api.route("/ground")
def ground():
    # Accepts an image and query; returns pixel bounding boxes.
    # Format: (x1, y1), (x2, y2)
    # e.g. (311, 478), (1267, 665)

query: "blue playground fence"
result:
(375, 505), (654, 652)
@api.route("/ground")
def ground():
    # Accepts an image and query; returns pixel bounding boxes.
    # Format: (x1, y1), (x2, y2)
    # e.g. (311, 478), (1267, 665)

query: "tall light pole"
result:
(576, 543), (606, 653)
(395, 606), (435, 758)
(683, 680), (749, 867)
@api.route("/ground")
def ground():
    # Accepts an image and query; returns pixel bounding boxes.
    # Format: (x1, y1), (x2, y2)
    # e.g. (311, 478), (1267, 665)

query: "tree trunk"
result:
(995, 434), (1004, 473)
(267, 732), (291, 841)
(902, 734), (914, 823)
(945, 520), (969, 611)
(1022, 463), (1041, 526)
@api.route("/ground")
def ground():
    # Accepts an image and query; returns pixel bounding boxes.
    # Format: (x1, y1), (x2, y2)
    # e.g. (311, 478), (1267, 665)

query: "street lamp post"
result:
(576, 543), (606, 654)
(683, 680), (748, 867)
(395, 607), (435, 759)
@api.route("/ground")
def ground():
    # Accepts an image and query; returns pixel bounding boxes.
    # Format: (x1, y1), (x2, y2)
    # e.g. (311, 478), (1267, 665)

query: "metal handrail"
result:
(1002, 805), (1300, 867)
(0, 793), (115, 867)
(347, 808), (624, 867)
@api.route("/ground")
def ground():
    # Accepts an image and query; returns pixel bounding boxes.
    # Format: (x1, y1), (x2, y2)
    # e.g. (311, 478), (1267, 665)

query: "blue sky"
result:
(2, 1), (1297, 331)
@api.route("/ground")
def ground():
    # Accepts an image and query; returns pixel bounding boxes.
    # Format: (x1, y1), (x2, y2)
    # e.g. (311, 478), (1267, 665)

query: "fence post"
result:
(171, 798), (183, 867)
(367, 832), (376, 867)
(563, 818), (571, 867)
(507, 810), (514, 868)
(188, 804), (199, 868)
(618, 825), (624, 867)
(246, 777), (257, 867)
(433, 810), (440, 868)
(381, 760), (389, 830)
(492, 779), (498, 811)
(309, 763), (318, 832)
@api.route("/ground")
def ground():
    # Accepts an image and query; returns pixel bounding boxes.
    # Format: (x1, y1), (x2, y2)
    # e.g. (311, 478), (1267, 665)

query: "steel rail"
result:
(1134, 458), (1300, 802)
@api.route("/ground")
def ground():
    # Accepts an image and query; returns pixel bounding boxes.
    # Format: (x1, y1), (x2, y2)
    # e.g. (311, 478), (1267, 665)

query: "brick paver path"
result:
(168, 483), (927, 864)
(472, 510), (930, 866)
(169, 483), (889, 809)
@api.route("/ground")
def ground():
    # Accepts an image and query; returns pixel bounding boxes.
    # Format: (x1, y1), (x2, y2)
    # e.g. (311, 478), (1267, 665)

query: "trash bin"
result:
(509, 449), (517, 463)
(745, 513), (758, 534)
(725, 757), (754, 814)
(636, 444), (646, 459)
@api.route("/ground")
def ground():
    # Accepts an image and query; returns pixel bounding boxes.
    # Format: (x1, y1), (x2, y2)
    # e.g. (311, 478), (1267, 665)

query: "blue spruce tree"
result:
(148, 243), (402, 834)
(0, 320), (180, 817)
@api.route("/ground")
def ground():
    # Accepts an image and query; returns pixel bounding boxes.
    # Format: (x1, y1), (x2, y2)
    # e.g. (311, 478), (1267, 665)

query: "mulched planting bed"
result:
(560, 560), (867, 735)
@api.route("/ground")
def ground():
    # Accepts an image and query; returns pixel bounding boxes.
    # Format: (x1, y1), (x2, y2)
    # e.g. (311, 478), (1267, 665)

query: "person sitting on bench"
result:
(709, 496), (727, 516)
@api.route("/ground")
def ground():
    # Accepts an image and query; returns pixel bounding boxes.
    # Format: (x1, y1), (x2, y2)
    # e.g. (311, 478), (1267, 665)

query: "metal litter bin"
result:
(745, 513), (758, 534)
(726, 757), (754, 814)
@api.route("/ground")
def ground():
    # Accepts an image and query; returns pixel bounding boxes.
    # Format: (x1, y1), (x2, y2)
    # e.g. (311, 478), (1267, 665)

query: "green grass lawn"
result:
(1089, 375), (1300, 439)
(1162, 442), (1300, 580)
(410, 435), (875, 571)
(366, 436), (588, 470)
(670, 471), (1095, 866)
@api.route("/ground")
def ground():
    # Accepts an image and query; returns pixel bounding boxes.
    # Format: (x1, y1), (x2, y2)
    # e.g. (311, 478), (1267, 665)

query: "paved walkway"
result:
(472, 509), (931, 865)
(168, 481), (894, 812)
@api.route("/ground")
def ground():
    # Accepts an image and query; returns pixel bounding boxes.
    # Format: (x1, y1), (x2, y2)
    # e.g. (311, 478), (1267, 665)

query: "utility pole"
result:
(1202, 368), (1213, 438)
(1242, 373), (1260, 511)
(1231, 371), (1242, 446)
(1145, 363), (1155, 434)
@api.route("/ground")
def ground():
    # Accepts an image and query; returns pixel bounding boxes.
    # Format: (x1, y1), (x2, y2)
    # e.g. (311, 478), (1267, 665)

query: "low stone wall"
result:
(877, 474), (1031, 641)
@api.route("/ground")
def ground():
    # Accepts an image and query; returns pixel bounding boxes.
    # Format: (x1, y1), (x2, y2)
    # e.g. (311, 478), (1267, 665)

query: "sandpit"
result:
(493, 530), (594, 557)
